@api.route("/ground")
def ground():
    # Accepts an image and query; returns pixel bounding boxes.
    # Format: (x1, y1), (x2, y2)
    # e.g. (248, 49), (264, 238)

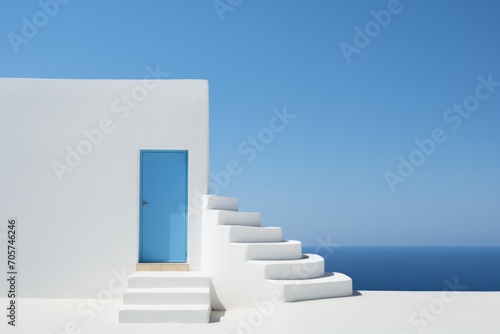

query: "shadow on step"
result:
(210, 310), (226, 323)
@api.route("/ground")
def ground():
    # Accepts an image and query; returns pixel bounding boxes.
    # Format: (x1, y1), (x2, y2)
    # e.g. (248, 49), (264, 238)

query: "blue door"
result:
(140, 150), (188, 263)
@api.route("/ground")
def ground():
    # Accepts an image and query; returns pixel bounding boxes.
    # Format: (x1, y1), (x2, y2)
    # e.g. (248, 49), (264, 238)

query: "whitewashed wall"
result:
(0, 78), (209, 298)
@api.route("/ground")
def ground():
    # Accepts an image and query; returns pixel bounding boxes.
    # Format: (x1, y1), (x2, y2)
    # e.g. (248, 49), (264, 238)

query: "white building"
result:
(0, 78), (352, 323)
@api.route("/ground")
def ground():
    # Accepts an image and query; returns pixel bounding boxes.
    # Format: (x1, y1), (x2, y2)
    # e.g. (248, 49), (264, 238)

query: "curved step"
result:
(231, 240), (302, 261)
(205, 210), (260, 227)
(247, 253), (325, 279)
(202, 195), (238, 211)
(219, 225), (282, 243)
(268, 272), (353, 302)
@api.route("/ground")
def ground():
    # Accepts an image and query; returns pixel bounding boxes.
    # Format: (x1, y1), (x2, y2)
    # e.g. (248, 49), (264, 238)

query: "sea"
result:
(302, 246), (500, 291)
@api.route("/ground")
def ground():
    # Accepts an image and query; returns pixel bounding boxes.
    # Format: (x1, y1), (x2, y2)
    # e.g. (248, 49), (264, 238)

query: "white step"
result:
(248, 253), (325, 279)
(202, 195), (238, 211)
(119, 304), (210, 323)
(231, 240), (302, 261)
(219, 225), (282, 243)
(269, 272), (353, 302)
(128, 271), (210, 289)
(123, 287), (210, 305)
(205, 210), (260, 227)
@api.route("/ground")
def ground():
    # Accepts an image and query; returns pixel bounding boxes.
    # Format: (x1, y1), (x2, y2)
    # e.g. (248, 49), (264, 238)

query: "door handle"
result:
(142, 200), (148, 207)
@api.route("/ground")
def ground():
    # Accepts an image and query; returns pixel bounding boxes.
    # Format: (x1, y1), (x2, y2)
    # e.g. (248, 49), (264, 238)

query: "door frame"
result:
(139, 149), (189, 263)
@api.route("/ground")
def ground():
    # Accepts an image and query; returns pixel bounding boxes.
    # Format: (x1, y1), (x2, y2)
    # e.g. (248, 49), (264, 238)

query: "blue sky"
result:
(1, 0), (499, 246)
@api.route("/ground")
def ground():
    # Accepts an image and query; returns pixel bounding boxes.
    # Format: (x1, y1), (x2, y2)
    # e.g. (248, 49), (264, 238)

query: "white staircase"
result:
(119, 271), (211, 323)
(202, 195), (352, 310)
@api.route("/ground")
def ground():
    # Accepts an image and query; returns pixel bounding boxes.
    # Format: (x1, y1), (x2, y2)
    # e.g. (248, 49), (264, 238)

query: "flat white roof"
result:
(3, 291), (499, 333)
